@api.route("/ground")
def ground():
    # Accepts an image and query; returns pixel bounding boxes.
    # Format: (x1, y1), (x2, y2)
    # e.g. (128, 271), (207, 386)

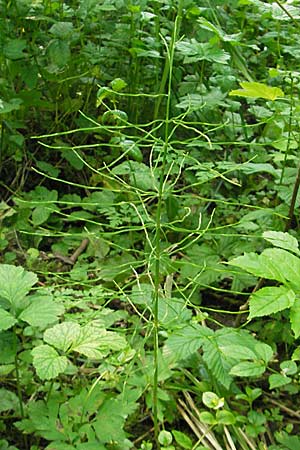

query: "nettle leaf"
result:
(31, 345), (68, 380)
(263, 231), (300, 256)
(0, 309), (17, 331)
(249, 286), (295, 319)
(19, 295), (64, 328)
(44, 322), (80, 352)
(230, 82), (284, 100)
(0, 264), (37, 310)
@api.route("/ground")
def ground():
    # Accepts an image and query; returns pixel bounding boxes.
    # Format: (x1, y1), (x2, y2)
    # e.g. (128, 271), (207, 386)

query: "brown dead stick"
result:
(53, 238), (89, 265)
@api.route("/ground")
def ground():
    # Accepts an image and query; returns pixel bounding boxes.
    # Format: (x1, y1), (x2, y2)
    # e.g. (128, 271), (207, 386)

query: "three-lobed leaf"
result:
(31, 345), (68, 380)
(230, 82), (284, 100)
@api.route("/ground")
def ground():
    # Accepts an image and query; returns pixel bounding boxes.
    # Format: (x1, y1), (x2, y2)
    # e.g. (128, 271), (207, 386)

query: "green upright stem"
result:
(152, 15), (179, 449)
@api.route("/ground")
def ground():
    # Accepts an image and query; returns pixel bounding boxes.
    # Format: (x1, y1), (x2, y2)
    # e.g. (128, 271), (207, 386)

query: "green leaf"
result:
(44, 322), (80, 352)
(172, 430), (193, 450)
(164, 324), (213, 361)
(230, 82), (284, 100)
(290, 300), (300, 338)
(216, 410), (236, 425)
(199, 411), (216, 425)
(229, 252), (286, 283)
(3, 39), (27, 60)
(19, 295), (64, 328)
(49, 22), (74, 38)
(202, 392), (224, 410)
(0, 388), (19, 412)
(280, 360), (297, 375)
(0, 331), (18, 364)
(31, 345), (68, 380)
(269, 373), (291, 389)
(262, 248), (300, 286)
(93, 398), (127, 444)
(71, 325), (127, 359)
(48, 39), (70, 68)
(263, 231), (300, 256)
(249, 286), (295, 319)
(230, 361), (266, 377)
(32, 206), (52, 226)
(0, 309), (17, 331)
(0, 264), (37, 310)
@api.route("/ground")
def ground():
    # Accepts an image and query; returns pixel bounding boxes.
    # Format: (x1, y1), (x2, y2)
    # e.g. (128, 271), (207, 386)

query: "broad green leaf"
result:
(230, 82), (284, 100)
(262, 248), (300, 286)
(31, 345), (68, 380)
(44, 322), (80, 352)
(45, 442), (76, 450)
(3, 39), (27, 60)
(269, 374), (291, 389)
(93, 398), (127, 444)
(216, 410), (236, 425)
(32, 206), (51, 226)
(48, 39), (70, 68)
(176, 40), (230, 64)
(0, 264), (37, 310)
(172, 430), (193, 450)
(0, 388), (19, 412)
(249, 286), (295, 319)
(0, 309), (17, 331)
(280, 360), (297, 375)
(263, 231), (300, 256)
(254, 343), (273, 364)
(289, 300), (300, 338)
(230, 361), (266, 377)
(71, 325), (126, 359)
(164, 324), (213, 361)
(199, 411), (216, 425)
(0, 98), (23, 114)
(19, 295), (64, 328)
(49, 22), (74, 38)
(219, 345), (257, 360)
(229, 252), (285, 283)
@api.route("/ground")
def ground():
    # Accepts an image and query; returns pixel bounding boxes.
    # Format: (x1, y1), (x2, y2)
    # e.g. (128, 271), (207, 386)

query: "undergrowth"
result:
(1, 1), (300, 450)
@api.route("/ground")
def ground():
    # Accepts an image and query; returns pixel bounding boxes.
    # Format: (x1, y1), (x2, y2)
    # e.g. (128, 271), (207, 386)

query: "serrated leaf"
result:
(263, 231), (300, 255)
(269, 373), (291, 389)
(164, 324), (213, 361)
(71, 325), (126, 359)
(0, 264), (37, 310)
(230, 360), (266, 377)
(31, 345), (68, 380)
(229, 252), (286, 283)
(219, 344), (257, 360)
(0, 309), (17, 331)
(230, 82), (284, 100)
(44, 322), (80, 352)
(262, 248), (300, 286)
(249, 286), (295, 319)
(19, 295), (64, 328)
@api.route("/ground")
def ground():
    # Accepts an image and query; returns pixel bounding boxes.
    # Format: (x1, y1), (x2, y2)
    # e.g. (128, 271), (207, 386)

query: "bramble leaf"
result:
(249, 286), (295, 319)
